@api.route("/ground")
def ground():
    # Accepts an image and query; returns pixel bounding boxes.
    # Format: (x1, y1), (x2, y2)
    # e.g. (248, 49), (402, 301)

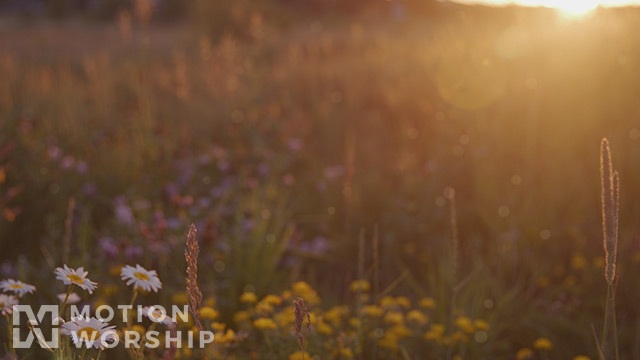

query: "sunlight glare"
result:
(555, 0), (600, 16)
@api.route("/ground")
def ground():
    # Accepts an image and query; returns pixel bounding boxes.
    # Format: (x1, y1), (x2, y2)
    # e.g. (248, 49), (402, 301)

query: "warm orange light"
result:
(554, 0), (599, 16)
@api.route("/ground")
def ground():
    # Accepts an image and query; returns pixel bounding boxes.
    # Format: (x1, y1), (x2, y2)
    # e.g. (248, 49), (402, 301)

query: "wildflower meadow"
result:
(2, 1), (640, 359)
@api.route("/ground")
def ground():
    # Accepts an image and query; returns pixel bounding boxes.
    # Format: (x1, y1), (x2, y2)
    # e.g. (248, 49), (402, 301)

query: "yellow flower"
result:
(281, 290), (292, 300)
(200, 306), (218, 320)
(454, 316), (474, 334)
(233, 310), (251, 324)
(361, 305), (384, 317)
(289, 351), (311, 360)
(334, 348), (354, 358)
(451, 331), (469, 344)
(204, 297), (216, 307)
(275, 306), (296, 327)
(419, 297), (436, 309)
(380, 296), (395, 309)
(253, 318), (277, 330)
(324, 306), (349, 326)
(292, 281), (320, 304)
(240, 292), (258, 304)
(573, 356), (591, 360)
(388, 324), (412, 338)
(261, 294), (282, 306)
(537, 276), (551, 288)
(109, 265), (123, 277)
(533, 337), (553, 350)
(349, 280), (371, 292)
(317, 320), (333, 335)
(380, 296), (410, 309)
(395, 296), (411, 309)
(211, 322), (226, 332)
(406, 310), (428, 325)
(383, 311), (404, 325)
(571, 254), (588, 270)
(378, 333), (399, 351)
(516, 348), (534, 360)
(474, 319), (489, 331)
(255, 301), (275, 315)
(214, 328), (236, 343)
(171, 292), (189, 305)
(349, 317), (361, 328)
(131, 324), (146, 334)
(181, 347), (192, 358)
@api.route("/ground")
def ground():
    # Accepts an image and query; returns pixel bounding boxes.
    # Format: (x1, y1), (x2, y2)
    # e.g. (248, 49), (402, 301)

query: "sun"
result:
(553, 0), (600, 16)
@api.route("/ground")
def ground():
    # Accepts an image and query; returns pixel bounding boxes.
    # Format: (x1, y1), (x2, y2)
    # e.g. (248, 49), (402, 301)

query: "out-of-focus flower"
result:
(240, 292), (258, 304)
(407, 310), (428, 325)
(253, 318), (277, 330)
(291, 281), (320, 304)
(384, 311), (404, 325)
(141, 306), (173, 325)
(57, 292), (81, 305)
(76, 161), (89, 174)
(0, 279), (36, 297)
(324, 165), (345, 180)
(125, 245), (144, 260)
(47, 146), (62, 160)
(516, 348), (534, 360)
(82, 183), (98, 196)
(60, 155), (75, 170)
(288, 138), (303, 151)
(200, 306), (219, 320)
(61, 316), (116, 349)
(474, 319), (489, 331)
(289, 351), (311, 360)
(419, 297), (436, 309)
(0, 294), (18, 315)
(114, 196), (134, 226)
(349, 279), (370, 293)
(533, 337), (553, 350)
(99, 237), (118, 258)
(55, 265), (97, 294)
(361, 305), (384, 317)
(454, 316), (475, 334)
(121, 264), (162, 292)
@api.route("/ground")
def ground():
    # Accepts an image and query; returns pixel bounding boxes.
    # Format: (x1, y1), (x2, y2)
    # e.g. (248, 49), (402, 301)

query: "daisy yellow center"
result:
(10, 284), (23, 289)
(0, 303), (5, 309)
(77, 327), (99, 341)
(67, 274), (85, 284)
(134, 272), (149, 281)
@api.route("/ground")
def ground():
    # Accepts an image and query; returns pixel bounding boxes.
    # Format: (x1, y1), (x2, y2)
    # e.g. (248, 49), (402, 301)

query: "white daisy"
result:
(61, 316), (117, 349)
(120, 264), (162, 293)
(57, 292), (82, 305)
(140, 306), (174, 325)
(0, 294), (18, 315)
(0, 279), (36, 297)
(55, 265), (98, 294)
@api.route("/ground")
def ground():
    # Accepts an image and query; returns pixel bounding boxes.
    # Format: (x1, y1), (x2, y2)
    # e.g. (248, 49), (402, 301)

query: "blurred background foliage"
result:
(2, 0), (640, 357)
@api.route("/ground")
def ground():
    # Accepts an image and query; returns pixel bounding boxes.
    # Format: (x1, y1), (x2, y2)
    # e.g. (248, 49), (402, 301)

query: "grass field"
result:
(2, 2), (640, 359)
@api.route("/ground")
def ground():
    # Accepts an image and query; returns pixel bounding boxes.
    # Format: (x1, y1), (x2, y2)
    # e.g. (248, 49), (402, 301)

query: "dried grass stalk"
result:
(185, 223), (203, 331)
(293, 297), (312, 358)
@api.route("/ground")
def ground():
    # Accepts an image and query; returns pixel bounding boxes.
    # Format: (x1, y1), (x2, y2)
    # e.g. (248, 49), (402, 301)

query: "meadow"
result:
(2, 2), (640, 359)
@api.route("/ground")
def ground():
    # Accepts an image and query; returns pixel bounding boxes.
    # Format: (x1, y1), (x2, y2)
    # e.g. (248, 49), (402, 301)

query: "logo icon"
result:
(13, 305), (60, 349)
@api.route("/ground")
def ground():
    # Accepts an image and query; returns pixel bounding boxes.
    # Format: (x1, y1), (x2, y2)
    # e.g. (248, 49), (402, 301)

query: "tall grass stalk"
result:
(599, 138), (620, 360)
